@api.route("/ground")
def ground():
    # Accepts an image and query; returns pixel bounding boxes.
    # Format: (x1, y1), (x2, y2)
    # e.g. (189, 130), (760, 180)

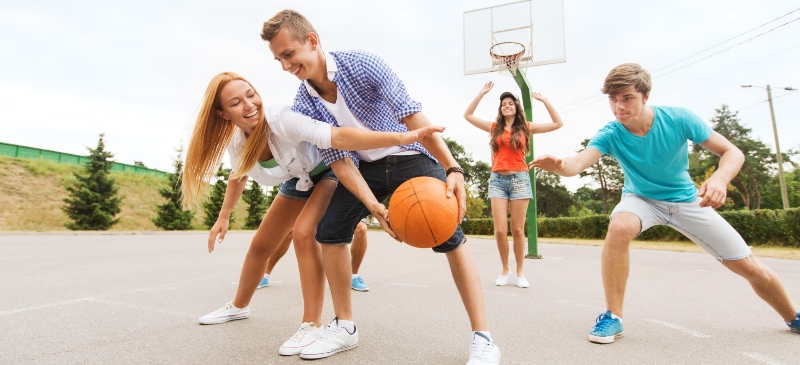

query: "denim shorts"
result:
(611, 194), (752, 260)
(315, 154), (465, 253)
(487, 171), (533, 200)
(278, 169), (337, 201)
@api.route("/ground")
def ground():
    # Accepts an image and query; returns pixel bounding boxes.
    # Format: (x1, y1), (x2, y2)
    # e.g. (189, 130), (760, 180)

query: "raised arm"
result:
(529, 148), (602, 177)
(207, 175), (248, 252)
(697, 132), (745, 209)
(462, 81), (495, 133)
(528, 91), (564, 134)
(330, 125), (445, 151)
(329, 158), (397, 239)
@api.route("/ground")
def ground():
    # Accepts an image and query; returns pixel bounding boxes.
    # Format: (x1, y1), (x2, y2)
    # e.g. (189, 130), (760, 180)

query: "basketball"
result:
(388, 176), (459, 248)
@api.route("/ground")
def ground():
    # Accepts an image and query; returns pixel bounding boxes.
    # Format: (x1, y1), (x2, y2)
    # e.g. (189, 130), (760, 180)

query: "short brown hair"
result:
(601, 63), (651, 96)
(261, 9), (318, 43)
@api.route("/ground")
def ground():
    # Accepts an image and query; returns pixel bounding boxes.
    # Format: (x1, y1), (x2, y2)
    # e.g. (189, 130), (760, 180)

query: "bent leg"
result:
(602, 212), (640, 317)
(232, 195), (304, 308)
(266, 230), (293, 275)
(445, 244), (488, 331)
(293, 180), (338, 326)
(721, 256), (797, 321)
(351, 221), (368, 275)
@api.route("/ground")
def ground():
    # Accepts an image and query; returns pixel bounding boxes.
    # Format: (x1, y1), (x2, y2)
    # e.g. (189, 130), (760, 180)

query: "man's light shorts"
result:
(611, 194), (752, 260)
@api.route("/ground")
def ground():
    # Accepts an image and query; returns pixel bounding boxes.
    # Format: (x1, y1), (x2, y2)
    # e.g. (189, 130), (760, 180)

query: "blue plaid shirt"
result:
(291, 50), (434, 165)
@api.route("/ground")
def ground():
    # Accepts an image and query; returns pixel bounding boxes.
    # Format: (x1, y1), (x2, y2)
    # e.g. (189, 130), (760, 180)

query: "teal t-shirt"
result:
(587, 106), (713, 202)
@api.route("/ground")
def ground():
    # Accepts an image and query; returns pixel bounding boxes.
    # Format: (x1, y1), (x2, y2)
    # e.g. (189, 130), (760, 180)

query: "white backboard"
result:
(463, 0), (566, 76)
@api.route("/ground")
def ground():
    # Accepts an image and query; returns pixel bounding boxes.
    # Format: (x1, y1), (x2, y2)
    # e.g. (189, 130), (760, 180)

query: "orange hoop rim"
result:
(489, 41), (525, 61)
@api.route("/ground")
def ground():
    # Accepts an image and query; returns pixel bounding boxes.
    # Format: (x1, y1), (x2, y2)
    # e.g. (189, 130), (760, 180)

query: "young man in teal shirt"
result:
(530, 63), (800, 344)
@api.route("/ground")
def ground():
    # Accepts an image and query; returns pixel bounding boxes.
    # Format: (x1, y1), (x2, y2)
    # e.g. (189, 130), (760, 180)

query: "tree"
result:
(444, 137), (491, 217)
(578, 138), (624, 214)
(242, 180), (268, 229)
(152, 147), (194, 230)
(265, 185), (280, 208)
(534, 169), (573, 217)
(689, 105), (791, 210)
(572, 186), (607, 215)
(133, 161), (147, 168)
(62, 133), (122, 230)
(203, 166), (234, 229)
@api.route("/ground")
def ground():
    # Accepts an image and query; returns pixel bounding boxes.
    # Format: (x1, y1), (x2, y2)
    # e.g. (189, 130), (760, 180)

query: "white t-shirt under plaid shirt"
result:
(291, 50), (435, 165)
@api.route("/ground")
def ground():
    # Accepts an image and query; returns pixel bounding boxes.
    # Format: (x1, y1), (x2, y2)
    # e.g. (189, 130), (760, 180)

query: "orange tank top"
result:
(491, 122), (528, 172)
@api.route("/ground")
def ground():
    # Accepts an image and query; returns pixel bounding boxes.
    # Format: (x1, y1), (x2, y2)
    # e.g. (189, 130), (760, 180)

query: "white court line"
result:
(646, 319), (711, 337)
(85, 298), (196, 319)
(742, 352), (786, 365)
(0, 273), (230, 317)
(0, 298), (92, 316)
(556, 300), (604, 311)
(392, 283), (429, 287)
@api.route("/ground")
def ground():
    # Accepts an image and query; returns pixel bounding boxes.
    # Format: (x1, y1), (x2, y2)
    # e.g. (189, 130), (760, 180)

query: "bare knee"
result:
(511, 226), (525, 237)
(606, 215), (640, 241)
(355, 222), (367, 238)
(726, 257), (772, 282)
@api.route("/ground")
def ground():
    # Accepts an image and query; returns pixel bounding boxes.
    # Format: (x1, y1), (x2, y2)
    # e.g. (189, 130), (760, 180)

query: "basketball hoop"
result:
(490, 42), (525, 76)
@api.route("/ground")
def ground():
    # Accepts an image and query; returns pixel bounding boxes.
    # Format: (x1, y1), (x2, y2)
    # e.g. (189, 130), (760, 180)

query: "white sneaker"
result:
(279, 322), (323, 356)
(299, 318), (358, 359)
(467, 332), (501, 365)
(198, 302), (250, 325)
(517, 276), (529, 288)
(495, 274), (509, 286)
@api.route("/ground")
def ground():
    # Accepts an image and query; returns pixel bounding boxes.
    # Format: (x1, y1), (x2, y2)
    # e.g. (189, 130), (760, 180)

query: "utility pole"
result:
(742, 84), (796, 210)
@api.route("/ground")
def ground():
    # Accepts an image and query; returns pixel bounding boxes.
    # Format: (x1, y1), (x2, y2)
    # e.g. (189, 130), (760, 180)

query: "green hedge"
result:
(461, 208), (800, 247)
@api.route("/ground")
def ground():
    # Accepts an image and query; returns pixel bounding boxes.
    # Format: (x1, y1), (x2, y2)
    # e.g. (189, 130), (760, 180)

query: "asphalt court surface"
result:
(2, 231), (800, 364)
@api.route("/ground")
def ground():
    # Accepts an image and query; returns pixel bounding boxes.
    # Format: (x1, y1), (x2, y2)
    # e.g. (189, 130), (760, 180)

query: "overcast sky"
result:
(2, 0), (798, 192)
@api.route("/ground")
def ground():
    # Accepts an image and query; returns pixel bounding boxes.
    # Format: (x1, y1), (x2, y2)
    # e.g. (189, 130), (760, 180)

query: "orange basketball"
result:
(388, 176), (459, 248)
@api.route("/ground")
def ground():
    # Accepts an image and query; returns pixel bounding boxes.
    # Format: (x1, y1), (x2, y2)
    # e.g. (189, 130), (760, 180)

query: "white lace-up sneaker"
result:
(467, 332), (501, 365)
(299, 318), (358, 360)
(279, 322), (323, 356)
(198, 302), (250, 325)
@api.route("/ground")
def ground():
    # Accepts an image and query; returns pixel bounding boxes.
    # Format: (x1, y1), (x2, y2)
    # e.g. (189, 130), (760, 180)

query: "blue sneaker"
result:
(256, 276), (269, 289)
(351, 276), (369, 292)
(589, 310), (623, 344)
(787, 313), (800, 332)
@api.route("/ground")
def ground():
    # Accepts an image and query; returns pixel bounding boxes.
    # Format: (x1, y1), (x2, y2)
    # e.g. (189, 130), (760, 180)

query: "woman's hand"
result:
(479, 81), (494, 95)
(531, 91), (549, 103)
(399, 126), (446, 145)
(207, 217), (230, 253)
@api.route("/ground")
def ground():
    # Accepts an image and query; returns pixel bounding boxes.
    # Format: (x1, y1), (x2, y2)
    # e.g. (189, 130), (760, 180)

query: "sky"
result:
(1, 0), (798, 192)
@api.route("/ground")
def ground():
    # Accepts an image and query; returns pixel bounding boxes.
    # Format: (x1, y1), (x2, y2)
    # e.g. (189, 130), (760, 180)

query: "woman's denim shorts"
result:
(488, 171), (533, 200)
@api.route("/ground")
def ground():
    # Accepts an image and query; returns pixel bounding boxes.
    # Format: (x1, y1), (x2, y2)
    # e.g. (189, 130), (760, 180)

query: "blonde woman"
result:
(463, 81), (564, 288)
(182, 72), (442, 355)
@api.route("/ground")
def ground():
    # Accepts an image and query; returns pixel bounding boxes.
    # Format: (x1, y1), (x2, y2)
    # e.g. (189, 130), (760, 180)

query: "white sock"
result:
(352, 274), (360, 279)
(263, 273), (270, 279)
(609, 313), (622, 322)
(337, 319), (355, 334)
(474, 331), (493, 342)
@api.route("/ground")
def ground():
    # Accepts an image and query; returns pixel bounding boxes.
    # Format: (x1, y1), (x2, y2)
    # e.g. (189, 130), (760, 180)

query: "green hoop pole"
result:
(512, 69), (542, 259)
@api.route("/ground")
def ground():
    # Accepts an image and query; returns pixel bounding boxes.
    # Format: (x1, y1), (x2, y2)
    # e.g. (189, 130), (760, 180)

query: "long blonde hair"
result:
(182, 72), (268, 208)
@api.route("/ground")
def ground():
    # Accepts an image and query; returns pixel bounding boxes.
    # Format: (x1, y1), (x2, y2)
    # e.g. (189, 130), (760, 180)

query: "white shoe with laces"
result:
(467, 332), (501, 365)
(279, 322), (323, 356)
(198, 302), (250, 325)
(299, 318), (358, 360)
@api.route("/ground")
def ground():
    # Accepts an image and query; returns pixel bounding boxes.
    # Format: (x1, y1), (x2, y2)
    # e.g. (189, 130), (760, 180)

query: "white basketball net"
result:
(490, 42), (525, 76)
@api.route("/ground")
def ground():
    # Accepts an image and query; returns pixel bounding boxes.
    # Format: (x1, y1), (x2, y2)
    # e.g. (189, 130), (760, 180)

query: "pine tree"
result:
(62, 133), (122, 230)
(265, 185), (280, 208)
(152, 147), (194, 230)
(242, 180), (268, 229)
(203, 166), (233, 228)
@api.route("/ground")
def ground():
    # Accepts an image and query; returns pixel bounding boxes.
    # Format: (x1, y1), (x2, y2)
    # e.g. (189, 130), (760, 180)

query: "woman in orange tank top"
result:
(463, 81), (564, 288)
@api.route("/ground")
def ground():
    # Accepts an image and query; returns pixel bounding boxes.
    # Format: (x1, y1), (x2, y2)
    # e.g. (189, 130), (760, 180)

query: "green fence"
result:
(0, 142), (168, 178)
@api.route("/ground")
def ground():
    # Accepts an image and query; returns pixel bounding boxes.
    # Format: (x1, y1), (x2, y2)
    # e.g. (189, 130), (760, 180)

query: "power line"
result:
(651, 7), (800, 74)
(735, 90), (799, 113)
(654, 16), (800, 78)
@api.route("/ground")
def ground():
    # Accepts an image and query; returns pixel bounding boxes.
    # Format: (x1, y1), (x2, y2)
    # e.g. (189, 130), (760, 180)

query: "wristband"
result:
(446, 166), (465, 176)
